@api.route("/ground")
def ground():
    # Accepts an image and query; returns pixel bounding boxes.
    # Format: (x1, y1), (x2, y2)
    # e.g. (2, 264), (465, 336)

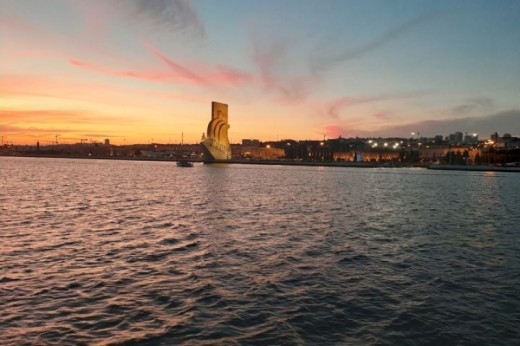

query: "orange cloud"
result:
(0, 109), (124, 124)
(1, 74), (207, 108)
(69, 59), (172, 83)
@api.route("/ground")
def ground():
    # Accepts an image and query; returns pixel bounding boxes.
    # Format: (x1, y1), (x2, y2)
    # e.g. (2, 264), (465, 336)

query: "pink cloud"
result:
(214, 65), (255, 86)
(145, 43), (255, 88)
(69, 44), (256, 89)
(69, 59), (172, 83)
(145, 44), (204, 84)
(321, 124), (373, 139)
(323, 125), (344, 138)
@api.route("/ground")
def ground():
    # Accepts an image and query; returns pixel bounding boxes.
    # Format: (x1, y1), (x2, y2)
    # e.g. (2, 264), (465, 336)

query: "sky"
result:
(1, 0), (519, 145)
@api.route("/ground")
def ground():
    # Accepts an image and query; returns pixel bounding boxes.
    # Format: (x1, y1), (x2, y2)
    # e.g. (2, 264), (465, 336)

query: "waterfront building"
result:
(448, 132), (464, 144)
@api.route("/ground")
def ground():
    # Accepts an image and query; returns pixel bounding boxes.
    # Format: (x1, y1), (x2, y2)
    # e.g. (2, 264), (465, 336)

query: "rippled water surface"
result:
(1, 157), (519, 345)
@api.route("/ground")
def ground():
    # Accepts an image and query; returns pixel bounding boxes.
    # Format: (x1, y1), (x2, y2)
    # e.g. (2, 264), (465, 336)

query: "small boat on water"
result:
(177, 131), (194, 167)
(177, 160), (193, 167)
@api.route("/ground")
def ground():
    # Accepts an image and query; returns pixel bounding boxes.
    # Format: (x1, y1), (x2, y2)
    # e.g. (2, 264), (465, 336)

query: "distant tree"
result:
(455, 151), (463, 164)
(445, 151), (453, 164)
(474, 153), (481, 165)
(462, 150), (469, 165)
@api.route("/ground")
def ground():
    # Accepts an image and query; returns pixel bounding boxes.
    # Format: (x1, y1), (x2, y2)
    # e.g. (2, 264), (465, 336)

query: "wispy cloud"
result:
(320, 102), (516, 139)
(1, 123), (123, 143)
(70, 59), (171, 83)
(144, 44), (205, 84)
(110, 0), (205, 38)
(82, 132), (124, 138)
(371, 109), (520, 137)
(310, 13), (438, 73)
(326, 92), (425, 118)
(1, 124), (78, 136)
(147, 43), (256, 87)
(1, 74), (208, 108)
(372, 111), (392, 120)
(0, 109), (133, 142)
(452, 97), (495, 114)
(0, 109), (127, 125)
(70, 43), (255, 89)
(250, 33), (316, 102)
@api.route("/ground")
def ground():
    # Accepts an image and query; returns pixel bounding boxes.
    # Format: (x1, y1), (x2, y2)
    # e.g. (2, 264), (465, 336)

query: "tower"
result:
(201, 102), (232, 160)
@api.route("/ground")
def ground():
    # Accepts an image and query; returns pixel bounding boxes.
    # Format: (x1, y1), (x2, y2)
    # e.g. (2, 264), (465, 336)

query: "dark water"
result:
(1, 157), (519, 345)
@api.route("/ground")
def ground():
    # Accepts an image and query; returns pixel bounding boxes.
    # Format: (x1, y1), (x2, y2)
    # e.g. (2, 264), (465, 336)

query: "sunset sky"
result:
(1, 0), (519, 145)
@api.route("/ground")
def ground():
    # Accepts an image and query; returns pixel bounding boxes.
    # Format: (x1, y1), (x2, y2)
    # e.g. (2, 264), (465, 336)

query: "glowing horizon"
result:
(1, 0), (520, 145)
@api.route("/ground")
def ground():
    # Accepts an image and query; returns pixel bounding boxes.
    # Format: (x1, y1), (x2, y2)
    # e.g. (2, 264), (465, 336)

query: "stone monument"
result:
(201, 101), (232, 160)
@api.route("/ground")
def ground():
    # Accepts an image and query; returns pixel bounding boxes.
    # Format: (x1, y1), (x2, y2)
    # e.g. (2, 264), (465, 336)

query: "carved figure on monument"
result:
(201, 102), (232, 160)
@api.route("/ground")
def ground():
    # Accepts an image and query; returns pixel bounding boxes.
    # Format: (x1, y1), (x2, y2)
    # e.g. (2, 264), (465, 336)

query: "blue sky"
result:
(1, 0), (519, 144)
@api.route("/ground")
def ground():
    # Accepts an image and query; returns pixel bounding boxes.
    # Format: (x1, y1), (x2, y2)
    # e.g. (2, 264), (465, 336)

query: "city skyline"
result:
(1, 0), (520, 145)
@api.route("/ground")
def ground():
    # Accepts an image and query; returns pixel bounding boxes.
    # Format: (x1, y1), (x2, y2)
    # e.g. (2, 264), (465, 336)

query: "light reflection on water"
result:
(1, 157), (519, 345)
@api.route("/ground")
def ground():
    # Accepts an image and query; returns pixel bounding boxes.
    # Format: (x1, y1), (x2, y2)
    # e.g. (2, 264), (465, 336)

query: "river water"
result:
(1, 157), (519, 345)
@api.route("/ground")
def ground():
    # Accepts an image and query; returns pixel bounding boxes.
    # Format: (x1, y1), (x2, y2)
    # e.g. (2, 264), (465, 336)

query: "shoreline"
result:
(0, 154), (380, 168)
(2, 154), (519, 172)
(426, 164), (520, 173)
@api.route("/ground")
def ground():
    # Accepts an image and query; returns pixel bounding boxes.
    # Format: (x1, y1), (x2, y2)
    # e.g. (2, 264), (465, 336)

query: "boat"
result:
(177, 160), (193, 167)
(176, 131), (193, 167)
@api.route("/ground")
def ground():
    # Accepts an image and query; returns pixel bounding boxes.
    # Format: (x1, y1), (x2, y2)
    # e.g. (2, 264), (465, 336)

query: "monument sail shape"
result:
(201, 102), (232, 160)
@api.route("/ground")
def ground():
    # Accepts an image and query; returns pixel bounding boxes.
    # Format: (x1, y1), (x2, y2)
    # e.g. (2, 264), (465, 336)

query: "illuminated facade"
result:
(201, 102), (232, 160)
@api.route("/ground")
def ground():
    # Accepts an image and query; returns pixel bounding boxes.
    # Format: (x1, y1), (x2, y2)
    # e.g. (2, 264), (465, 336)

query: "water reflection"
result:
(1, 158), (519, 345)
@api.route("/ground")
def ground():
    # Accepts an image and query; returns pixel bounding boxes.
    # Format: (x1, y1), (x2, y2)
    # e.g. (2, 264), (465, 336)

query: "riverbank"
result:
(427, 164), (520, 173)
(0, 154), (382, 168)
(3, 154), (520, 172)
(206, 159), (381, 168)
